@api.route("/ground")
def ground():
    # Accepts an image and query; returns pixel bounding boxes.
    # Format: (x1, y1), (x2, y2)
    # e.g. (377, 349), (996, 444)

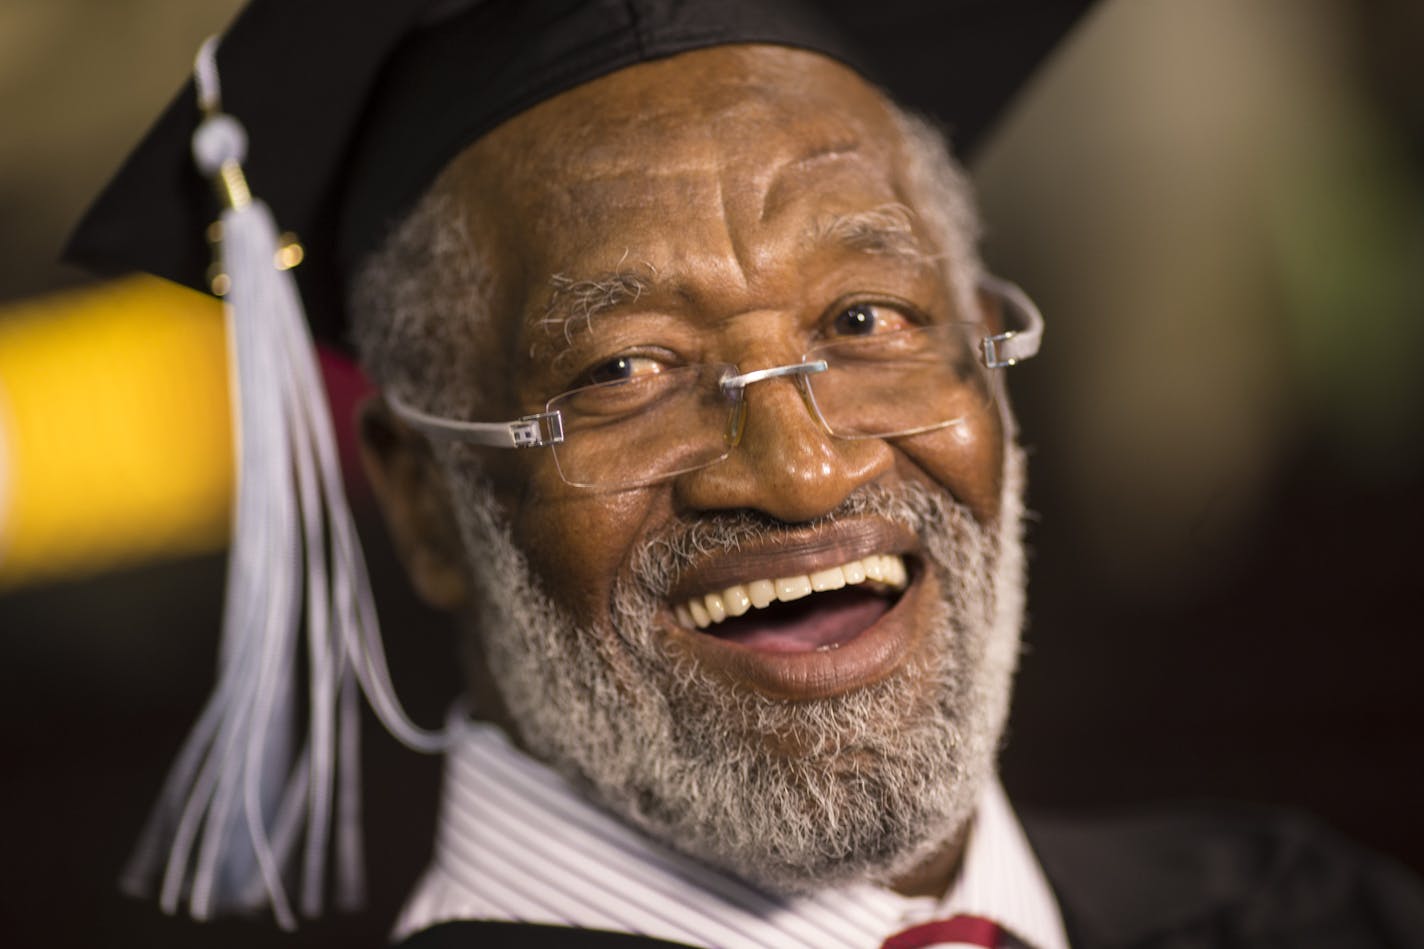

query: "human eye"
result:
(576, 353), (670, 388)
(558, 351), (689, 421)
(826, 301), (918, 338)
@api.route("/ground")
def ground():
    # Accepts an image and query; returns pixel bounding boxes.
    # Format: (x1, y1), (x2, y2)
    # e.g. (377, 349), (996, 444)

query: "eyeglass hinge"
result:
(510, 411), (565, 447)
(982, 333), (1020, 369)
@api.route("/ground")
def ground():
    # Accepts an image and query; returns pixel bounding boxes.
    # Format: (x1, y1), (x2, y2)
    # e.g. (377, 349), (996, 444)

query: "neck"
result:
(888, 822), (971, 898)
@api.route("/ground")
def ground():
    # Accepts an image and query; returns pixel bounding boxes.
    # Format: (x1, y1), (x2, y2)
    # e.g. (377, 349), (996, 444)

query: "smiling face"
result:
(356, 44), (1026, 895)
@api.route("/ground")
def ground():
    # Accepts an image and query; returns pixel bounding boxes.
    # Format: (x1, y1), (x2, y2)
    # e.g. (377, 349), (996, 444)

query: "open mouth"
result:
(672, 554), (910, 653)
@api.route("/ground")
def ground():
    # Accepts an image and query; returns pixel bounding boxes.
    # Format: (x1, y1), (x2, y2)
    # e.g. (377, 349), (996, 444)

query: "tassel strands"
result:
(119, 37), (449, 930)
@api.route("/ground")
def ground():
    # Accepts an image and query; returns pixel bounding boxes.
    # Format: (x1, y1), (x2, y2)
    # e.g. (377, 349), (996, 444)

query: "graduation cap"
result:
(65, 0), (1094, 930)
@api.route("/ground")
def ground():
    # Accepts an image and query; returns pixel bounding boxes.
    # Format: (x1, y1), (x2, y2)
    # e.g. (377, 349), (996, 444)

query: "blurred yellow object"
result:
(0, 275), (233, 588)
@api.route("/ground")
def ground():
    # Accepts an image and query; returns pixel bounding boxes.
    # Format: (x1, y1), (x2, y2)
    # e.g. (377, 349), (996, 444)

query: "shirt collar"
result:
(395, 717), (1069, 949)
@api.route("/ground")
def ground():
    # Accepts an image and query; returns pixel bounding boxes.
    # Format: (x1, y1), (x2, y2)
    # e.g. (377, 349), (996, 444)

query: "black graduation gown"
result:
(392, 805), (1424, 948)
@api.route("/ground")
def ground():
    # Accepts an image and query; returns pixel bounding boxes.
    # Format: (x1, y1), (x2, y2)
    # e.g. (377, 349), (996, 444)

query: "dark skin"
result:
(360, 45), (1006, 899)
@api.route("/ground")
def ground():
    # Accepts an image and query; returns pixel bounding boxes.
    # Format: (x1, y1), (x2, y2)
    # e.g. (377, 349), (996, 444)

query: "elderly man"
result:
(69, 1), (1424, 947)
(356, 38), (1039, 945)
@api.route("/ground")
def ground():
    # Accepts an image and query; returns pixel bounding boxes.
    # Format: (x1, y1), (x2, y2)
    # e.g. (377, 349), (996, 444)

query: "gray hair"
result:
(347, 105), (984, 413)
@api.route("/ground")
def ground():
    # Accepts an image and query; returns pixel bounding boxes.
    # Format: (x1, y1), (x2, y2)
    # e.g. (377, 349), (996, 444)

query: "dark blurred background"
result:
(2, 0), (1421, 945)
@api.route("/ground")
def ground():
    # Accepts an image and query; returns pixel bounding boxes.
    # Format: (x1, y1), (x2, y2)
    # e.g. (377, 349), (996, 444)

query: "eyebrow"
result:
(532, 257), (660, 362)
(529, 203), (932, 364)
(811, 202), (929, 261)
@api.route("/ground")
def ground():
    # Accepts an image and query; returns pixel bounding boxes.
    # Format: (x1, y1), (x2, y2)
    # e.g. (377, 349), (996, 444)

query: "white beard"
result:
(445, 446), (1028, 894)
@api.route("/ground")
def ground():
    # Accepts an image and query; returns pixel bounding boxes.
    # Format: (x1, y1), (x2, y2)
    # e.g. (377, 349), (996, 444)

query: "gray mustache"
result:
(627, 481), (963, 600)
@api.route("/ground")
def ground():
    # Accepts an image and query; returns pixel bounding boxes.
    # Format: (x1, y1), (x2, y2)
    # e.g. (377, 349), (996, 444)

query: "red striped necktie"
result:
(881, 914), (1004, 949)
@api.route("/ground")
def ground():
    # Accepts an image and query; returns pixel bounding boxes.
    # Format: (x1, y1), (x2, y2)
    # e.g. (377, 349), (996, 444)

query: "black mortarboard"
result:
(67, 0), (1093, 342)
(64, 0), (1095, 931)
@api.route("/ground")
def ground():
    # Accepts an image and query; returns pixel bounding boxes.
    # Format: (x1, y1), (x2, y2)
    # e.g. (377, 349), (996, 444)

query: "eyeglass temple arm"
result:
(385, 392), (564, 448)
(978, 274), (1045, 369)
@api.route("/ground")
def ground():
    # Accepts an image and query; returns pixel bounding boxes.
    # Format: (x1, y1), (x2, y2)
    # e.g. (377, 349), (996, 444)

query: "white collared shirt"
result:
(394, 719), (1069, 949)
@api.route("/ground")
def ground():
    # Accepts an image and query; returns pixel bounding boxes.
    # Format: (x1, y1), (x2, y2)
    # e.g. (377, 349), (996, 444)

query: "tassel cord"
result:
(335, 667), (365, 910)
(274, 249), (448, 756)
(276, 229), (341, 919)
(148, 286), (270, 911)
(227, 199), (356, 929)
(157, 276), (282, 917)
(145, 264), (270, 912)
(131, 36), (452, 927)
(193, 222), (304, 923)
(231, 205), (305, 929)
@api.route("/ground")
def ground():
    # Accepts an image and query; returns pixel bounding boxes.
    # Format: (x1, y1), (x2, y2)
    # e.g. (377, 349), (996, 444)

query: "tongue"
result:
(711, 588), (893, 653)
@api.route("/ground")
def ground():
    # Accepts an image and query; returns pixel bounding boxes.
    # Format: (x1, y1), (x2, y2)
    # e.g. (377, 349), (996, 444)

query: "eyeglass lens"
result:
(548, 323), (995, 489)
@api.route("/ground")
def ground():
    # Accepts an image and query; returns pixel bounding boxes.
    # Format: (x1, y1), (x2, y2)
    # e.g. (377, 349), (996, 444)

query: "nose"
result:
(673, 368), (894, 522)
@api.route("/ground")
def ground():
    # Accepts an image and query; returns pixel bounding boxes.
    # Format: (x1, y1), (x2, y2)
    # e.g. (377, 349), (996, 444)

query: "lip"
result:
(666, 518), (917, 601)
(659, 519), (933, 700)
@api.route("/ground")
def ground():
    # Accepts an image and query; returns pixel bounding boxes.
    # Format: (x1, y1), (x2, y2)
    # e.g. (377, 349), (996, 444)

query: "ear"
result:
(357, 395), (469, 610)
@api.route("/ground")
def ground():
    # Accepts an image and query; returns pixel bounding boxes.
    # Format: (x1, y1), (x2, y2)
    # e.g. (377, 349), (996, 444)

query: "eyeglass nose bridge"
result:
(718, 359), (829, 445)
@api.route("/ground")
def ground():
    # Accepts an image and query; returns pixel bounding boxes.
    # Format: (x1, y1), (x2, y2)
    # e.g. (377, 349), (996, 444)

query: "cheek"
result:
(504, 453), (667, 617)
(893, 404), (1006, 522)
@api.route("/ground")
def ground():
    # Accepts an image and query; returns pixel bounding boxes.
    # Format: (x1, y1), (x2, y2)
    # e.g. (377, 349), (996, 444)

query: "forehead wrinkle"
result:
(524, 200), (936, 370)
(759, 140), (861, 224)
(714, 166), (757, 295)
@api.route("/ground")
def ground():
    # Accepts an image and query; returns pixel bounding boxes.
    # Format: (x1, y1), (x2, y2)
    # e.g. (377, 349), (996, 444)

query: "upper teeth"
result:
(673, 554), (908, 630)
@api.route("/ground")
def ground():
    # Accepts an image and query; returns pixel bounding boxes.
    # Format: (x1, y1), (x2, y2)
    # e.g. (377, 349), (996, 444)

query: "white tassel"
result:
(120, 37), (448, 930)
